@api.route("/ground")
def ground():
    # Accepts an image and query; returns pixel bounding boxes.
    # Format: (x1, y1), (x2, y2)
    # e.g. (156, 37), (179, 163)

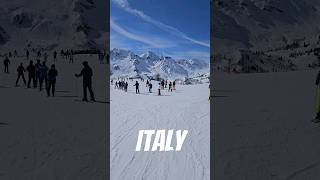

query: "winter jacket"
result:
(48, 69), (58, 81)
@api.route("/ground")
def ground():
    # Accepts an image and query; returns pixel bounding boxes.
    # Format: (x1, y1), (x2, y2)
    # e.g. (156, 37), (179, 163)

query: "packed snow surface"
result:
(110, 80), (210, 180)
(213, 70), (320, 180)
(0, 54), (108, 179)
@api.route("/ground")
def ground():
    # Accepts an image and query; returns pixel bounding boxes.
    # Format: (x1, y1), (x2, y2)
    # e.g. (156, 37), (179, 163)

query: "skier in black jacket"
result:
(47, 64), (58, 97)
(3, 56), (10, 73)
(16, 63), (26, 86)
(27, 60), (36, 88)
(75, 61), (95, 101)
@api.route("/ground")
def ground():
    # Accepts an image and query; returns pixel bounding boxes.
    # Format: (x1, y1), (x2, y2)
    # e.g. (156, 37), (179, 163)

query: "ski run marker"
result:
(135, 130), (188, 152)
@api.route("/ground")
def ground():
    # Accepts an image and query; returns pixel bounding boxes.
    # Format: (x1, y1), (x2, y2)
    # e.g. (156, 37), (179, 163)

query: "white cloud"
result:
(111, 0), (210, 48)
(110, 18), (172, 48)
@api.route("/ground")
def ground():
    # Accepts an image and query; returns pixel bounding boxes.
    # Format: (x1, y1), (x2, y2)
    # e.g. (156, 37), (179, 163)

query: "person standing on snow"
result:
(75, 61), (95, 102)
(38, 61), (49, 91)
(34, 60), (41, 88)
(3, 56), (10, 73)
(53, 51), (57, 62)
(134, 81), (140, 94)
(47, 64), (58, 97)
(15, 63), (26, 86)
(125, 82), (128, 92)
(26, 50), (30, 60)
(168, 82), (172, 92)
(158, 83), (162, 96)
(26, 60), (36, 88)
(173, 81), (176, 90)
(148, 82), (152, 93)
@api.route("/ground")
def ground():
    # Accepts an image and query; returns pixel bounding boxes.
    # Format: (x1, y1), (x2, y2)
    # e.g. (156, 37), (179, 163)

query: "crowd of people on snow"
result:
(1, 48), (108, 102)
(112, 78), (176, 96)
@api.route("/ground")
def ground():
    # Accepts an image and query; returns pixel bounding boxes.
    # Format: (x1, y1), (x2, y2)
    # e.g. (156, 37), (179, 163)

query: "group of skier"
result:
(114, 80), (129, 92)
(112, 78), (177, 96)
(2, 49), (97, 102)
(14, 60), (58, 97)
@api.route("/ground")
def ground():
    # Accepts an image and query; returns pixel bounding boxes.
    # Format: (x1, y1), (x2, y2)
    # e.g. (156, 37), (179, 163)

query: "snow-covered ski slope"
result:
(111, 81), (210, 180)
(0, 54), (108, 179)
(213, 70), (320, 180)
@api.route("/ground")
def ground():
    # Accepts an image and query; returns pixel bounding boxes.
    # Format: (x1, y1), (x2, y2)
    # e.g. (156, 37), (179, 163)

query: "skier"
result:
(38, 61), (49, 91)
(115, 81), (118, 89)
(173, 81), (176, 90)
(37, 50), (41, 58)
(168, 82), (172, 92)
(158, 83), (161, 96)
(125, 82), (128, 92)
(3, 56), (10, 73)
(53, 51), (57, 62)
(134, 81), (140, 94)
(47, 64), (58, 97)
(35, 60), (41, 88)
(26, 60), (36, 88)
(14, 50), (18, 58)
(26, 50), (30, 60)
(75, 61), (95, 102)
(148, 82), (152, 93)
(15, 63), (26, 86)
(146, 80), (149, 87)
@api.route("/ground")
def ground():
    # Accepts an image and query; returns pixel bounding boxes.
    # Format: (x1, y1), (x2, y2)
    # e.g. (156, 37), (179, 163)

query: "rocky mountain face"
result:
(0, 0), (108, 51)
(213, 0), (320, 73)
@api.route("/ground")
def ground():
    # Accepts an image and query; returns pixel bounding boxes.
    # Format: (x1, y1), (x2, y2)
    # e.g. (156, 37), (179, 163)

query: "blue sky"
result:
(110, 0), (210, 61)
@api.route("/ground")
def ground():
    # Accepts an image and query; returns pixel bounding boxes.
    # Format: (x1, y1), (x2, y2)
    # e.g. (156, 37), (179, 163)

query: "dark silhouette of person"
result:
(16, 63), (26, 86)
(149, 83), (152, 93)
(47, 64), (58, 97)
(26, 50), (30, 60)
(3, 56), (10, 73)
(27, 60), (36, 88)
(134, 81), (140, 94)
(34, 60), (41, 88)
(38, 61), (48, 91)
(53, 51), (57, 62)
(75, 61), (95, 101)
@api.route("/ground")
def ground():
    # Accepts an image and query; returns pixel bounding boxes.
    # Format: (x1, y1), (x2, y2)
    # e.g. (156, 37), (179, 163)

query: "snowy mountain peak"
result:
(111, 49), (209, 80)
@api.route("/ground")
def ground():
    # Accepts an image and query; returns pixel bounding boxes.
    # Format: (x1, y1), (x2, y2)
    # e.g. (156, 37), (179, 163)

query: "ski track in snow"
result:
(111, 81), (210, 180)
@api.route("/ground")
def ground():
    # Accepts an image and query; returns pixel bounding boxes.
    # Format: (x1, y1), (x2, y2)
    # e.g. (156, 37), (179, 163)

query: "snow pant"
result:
(47, 80), (56, 96)
(39, 77), (47, 91)
(4, 65), (9, 73)
(136, 88), (140, 94)
(16, 73), (26, 86)
(149, 88), (152, 93)
(158, 89), (161, 96)
(28, 74), (36, 88)
(35, 74), (40, 88)
(83, 83), (95, 101)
